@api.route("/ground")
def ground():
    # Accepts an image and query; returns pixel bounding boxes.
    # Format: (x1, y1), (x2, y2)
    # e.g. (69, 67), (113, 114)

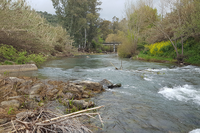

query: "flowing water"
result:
(16, 54), (200, 133)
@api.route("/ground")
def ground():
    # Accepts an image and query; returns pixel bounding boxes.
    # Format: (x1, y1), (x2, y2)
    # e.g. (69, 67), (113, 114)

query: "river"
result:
(15, 54), (200, 133)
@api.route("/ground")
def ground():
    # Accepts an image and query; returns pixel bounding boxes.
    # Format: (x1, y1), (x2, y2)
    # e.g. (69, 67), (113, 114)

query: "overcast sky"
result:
(26, 0), (126, 21)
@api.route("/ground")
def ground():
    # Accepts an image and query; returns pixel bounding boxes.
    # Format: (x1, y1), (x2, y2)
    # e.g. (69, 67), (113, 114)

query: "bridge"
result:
(102, 42), (121, 52)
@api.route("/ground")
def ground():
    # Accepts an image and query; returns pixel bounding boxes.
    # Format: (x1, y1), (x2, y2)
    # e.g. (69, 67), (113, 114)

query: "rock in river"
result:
(99, 79), (113, 88)
(76, 81), (104, 92)
(108, 83), (122, 89)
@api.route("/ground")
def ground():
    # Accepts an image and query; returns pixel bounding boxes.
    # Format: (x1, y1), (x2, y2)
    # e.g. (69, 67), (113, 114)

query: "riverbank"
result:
(0, 76), (105, 132)
(132, 53), (188, 65)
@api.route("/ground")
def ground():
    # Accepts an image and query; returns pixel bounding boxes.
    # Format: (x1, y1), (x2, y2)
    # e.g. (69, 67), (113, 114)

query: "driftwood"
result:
(110, 61), (123, 70)
(0, 106), (104, 133)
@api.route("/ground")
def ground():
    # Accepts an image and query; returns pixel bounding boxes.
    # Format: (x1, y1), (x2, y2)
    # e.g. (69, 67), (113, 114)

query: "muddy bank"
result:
(0, 64), (38, 73)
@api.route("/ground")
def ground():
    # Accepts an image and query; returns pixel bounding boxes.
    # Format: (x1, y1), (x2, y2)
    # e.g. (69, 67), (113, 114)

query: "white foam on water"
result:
(158, 85), (200, 105)
(189, 129), (200, 133)
(195, 68), (200, 73)
(146, 68), (168, 72)
(144, 76), (153, 81)
(108, 89), (133, 96)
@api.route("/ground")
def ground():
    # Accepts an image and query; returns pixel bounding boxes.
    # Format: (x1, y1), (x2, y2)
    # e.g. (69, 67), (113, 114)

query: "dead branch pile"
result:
(0, 106), (104, 133)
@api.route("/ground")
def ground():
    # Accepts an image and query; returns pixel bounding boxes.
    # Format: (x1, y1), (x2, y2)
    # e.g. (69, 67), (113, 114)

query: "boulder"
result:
(29, 95), (42, 102)
(21, 83), (44, 95)
(82, 94), (89, 98)
(66, 100), (94, 109)
(26, 101), (38, 109)
(9, 77), (25, 83)
(1, 100), (20, 109)
(0, 118), (8, 125)
(99, 79), (113, 88)
(63, 83), (84, 94)
(76, 81), (104, 92)
(108, 83), (122, 89)
(64, 92), (74, 100)
(46, 88), (59, 100)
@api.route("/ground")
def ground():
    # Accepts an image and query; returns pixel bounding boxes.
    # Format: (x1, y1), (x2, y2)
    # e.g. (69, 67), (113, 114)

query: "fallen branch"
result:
(36, 113), (100, 126)
(11, 120), (18, 133)
(40, 105), (104, 124)
(9, 106), (104, 133)
(110, 62), (118, 70)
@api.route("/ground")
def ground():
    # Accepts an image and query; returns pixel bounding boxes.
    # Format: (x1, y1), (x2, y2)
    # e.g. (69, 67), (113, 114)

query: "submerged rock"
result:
(108, 83), (122, 89)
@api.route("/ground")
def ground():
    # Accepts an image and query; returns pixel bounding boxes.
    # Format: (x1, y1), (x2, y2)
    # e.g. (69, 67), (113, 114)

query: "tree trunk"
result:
(84, 28), (87, 48)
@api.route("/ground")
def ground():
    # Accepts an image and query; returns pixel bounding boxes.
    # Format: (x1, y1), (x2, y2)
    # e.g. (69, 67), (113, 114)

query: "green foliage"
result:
(0, 44), (46, 66)
(27, 54), (46, 66)
(71, 106), (77, 113)
(69, 97), (74, 107)
(140, 38), (200, 65)
(7, 107), (14, 115)
(183, 39), (200, 64)
(137, 52), (175, 62)
(0, 45), (17, 60)
(37, 11), (59, 26)
(3, 71), (10, 76)
(145, 41), (172, 56)
(0, 0), (73, 55)
(101, 45), (112, 52)
(4, 61), (13, 65)
(52, 0), (101, 47)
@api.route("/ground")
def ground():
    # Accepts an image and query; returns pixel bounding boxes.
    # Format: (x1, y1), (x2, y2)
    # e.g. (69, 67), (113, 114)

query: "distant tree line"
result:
(37, 11), (59, 26)
(104, 0), (200, 64)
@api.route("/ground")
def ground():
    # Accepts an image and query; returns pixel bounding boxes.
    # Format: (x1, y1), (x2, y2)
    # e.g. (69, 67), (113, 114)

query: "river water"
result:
(17, 54), (200, 133)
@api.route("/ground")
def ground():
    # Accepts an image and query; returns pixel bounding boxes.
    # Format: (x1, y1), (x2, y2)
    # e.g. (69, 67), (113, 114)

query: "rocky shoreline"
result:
(0, 76), (107, 126)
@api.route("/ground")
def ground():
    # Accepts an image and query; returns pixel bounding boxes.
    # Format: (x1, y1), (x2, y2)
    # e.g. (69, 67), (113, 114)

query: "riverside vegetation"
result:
(105, 0), (200, 65)
(0, 0), (76, 66)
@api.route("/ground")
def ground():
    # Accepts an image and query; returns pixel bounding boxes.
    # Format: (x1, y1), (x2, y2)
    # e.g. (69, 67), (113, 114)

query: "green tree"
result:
(99, 20), (113, 40)
(51, 0), (101, 49)
(37, 11), (59, 26)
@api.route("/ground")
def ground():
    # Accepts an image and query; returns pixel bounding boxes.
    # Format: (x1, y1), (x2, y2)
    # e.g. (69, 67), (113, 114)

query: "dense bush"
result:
(0, 0), (73, 54)
(145, 41), (172, 56)
(0, 44), (46, 66)
(142, 38), (200, 65)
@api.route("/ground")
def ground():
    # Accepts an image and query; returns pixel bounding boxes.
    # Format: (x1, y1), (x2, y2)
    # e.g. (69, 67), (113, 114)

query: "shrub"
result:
(0, 0), (73, 54)
(118, 39), (135, 58)
(145, 41), (172, 56)
(0, 44), (46, 66)
(27, 54), (46, 66)
(0, 44), (17, 60)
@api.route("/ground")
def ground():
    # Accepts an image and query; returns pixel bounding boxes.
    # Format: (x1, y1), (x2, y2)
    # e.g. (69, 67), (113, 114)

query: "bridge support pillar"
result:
(113, 44), (116, 52)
